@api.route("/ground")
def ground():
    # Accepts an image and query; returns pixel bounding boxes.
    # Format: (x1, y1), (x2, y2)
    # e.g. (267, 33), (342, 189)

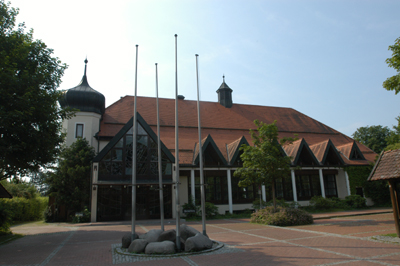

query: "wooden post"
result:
(389, 179), (400, 237)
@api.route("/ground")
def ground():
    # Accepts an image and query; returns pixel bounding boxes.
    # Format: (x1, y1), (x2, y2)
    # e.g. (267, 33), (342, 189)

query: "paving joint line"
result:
(39, 229), (77, 266)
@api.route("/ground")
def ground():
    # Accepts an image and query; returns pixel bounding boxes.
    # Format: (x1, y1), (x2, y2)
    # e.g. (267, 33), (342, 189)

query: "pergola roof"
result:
(368, 149), (400, 181)
(0, 183), (12, 198)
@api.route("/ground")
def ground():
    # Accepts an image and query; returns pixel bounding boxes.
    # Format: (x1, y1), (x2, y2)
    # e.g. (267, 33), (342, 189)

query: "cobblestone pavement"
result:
(1, 209), (400, 266)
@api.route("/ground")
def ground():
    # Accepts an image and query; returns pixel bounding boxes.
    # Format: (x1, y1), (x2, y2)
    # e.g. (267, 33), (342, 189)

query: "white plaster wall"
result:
(336, 169), (348, 199)
(63, 112), (101, 152)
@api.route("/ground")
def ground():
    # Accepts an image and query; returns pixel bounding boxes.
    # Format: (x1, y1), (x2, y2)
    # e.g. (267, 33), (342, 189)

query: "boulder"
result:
(145, 241), (176, 254)
(180, 224), (201, 241)
(185, 233), (213, 252)
(122, 232), (138, 248)
(157, 229), (176, 242)
(128, 239), (148, 253)
(139, 229), (163, 243)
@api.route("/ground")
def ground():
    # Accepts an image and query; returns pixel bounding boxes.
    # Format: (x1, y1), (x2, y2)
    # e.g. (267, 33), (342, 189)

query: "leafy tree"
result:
(46, 138), (95, 219)
(0, 1), (72, 180)
(352, 125), (391, 153)
(234, 120), (296, 210)
(385, 116), (400, 151)
(0, 179), (38, 199)
(383, 37), (400, 94)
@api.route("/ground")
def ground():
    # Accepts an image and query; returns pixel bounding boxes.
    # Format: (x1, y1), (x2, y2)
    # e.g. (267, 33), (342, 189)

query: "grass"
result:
(381, 233), (398, 237)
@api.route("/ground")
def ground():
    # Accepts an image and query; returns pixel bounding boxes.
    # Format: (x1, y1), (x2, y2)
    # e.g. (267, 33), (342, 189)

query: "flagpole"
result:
(131, 44), (138, 241)
(174, 34), (181, 250)
(195, 54), (206, 236)
(155, 63), (165, 231)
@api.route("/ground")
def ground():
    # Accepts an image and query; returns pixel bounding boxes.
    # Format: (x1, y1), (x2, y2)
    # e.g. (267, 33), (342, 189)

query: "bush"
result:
(199, 202), (219, 218)
(182, 197), (199, 219)
(0, 203), (11, 234)
(344, 195), (366, 208)
(309, 196), (336, 210)
(71, 207), (91, 223)
(252, 199), (267, 210)
(0, 197), (48, 223)
(251, 206), (313, 226)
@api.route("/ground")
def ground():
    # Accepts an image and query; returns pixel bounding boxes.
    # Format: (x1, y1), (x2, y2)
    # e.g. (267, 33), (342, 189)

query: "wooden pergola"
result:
(368, 149), (400, 237)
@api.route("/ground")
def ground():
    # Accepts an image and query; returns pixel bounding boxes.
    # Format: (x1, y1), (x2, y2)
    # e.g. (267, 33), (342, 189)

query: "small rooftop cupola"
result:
(59, 58), (105, 115)
(216, 75), (233, 108)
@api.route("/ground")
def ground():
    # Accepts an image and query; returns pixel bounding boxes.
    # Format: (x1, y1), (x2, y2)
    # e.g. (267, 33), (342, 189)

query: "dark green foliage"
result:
(46, 138), (95, 218)
(71, 207), (90, 223)
(199, 202), (219, 218)
(182, 196), (199, 219)
(0, 203), (11, 233)
(385, 116), (400, 151)
(352, 126), (391, 153)
(383, 37), (400, 94)
(252, 199), (267, 210)
(344, 195), (366, 208)
(0, 1), (73, 180)
(234, 120), (296, 209)
(309, 196), (337, 210)
(0, 197), (48, 223)
(251, 206), (313, 226)
(346, 166), (391, 206)
(1, 180), (38, 199)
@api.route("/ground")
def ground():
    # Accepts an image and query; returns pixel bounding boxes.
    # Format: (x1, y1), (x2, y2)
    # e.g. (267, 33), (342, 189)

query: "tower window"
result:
(76, 124), (84, 138)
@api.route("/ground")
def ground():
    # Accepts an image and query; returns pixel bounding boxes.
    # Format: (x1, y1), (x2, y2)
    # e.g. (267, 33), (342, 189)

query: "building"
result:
(60, 61), (376, 222)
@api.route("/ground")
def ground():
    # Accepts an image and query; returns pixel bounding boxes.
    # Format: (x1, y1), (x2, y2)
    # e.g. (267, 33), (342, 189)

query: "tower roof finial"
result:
(84, 57), (88, 76)
(223, 74), (225, 82)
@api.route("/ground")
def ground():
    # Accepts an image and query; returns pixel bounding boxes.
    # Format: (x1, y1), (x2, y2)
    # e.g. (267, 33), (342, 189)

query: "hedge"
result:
(0, 196), (48, 223)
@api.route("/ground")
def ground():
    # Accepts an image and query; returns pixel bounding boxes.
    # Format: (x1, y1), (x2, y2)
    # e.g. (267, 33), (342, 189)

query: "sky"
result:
(9, 0), (400, 137)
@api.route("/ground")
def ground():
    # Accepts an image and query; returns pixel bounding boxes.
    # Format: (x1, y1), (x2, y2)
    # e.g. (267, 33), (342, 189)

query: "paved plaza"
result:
(1, 209), (400, 266)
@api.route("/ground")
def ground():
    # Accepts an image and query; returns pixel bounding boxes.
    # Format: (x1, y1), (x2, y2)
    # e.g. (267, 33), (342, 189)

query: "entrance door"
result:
(97, 185), (172, 221)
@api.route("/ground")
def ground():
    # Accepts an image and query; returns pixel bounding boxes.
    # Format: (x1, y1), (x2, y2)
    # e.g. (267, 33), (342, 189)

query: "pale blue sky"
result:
(10, 0), (400, 137)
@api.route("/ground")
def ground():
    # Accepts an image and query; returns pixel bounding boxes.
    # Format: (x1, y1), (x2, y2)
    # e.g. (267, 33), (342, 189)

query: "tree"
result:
(234, 120), (296, 210)
(0, 1), (72, 180)
(46, 138), (95, 219)
(385, 116), (400, 151)
(383, 37), (400, 94)
(352, 125), (391, 154)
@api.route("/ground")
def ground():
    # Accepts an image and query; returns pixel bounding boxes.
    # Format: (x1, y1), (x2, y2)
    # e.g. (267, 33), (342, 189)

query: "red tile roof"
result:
(368, 149), (400, 181)
(98, 96), (375, 166)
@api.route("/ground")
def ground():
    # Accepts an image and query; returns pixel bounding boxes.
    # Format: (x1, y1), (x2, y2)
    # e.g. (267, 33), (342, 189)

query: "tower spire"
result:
(84, 57), (88, 76)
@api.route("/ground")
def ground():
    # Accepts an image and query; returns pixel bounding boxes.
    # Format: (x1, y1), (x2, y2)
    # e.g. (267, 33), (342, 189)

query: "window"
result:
(324, 174), (338, 197)
(75, 124), (84, 138)
(296, 174), (321, 200)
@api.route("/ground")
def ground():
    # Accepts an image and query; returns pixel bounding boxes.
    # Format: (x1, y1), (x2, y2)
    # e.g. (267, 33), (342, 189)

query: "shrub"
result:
(0, 203), (11, 234)
(199, 202), (219, 218)
(71, 207), (91, 223)
(309, 196), (335, 210)
(252, 199), (267, 210)
(182, 197), (199, 219)
(344, 195), (366, 209)
(251, 206), (313, 226)
(0, 197), (48, 223)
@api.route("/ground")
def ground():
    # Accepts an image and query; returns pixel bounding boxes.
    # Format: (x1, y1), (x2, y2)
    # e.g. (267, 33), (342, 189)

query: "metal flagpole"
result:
(155, 63), (165, 231)
(131, 44), (139, 241)
(174, 34), (181, 250)
(195, 54), (206, 236)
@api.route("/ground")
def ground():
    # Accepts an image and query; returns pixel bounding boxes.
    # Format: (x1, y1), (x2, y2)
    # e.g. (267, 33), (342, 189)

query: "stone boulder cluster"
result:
(121, 224), (213, 255)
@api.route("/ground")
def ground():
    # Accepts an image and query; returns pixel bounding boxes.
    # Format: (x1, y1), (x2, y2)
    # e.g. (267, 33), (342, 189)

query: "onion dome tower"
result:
(216, 75), (233, 108)
(59, 58), (105, 114)
(59, 59), (105, 151)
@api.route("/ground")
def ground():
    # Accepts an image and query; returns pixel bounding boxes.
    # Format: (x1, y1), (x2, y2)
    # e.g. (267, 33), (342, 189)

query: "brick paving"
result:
(1, 208), (400, 266)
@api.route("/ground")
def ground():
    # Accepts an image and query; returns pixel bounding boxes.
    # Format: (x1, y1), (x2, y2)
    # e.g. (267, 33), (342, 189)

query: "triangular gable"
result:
(310, 139), (344, 166)
(337, 141), (366, 160)
(193, 134), (228, 166)
(93, 112), (175, 163)
(226, 136), (250, 165)
(284, 138), (319, 166)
